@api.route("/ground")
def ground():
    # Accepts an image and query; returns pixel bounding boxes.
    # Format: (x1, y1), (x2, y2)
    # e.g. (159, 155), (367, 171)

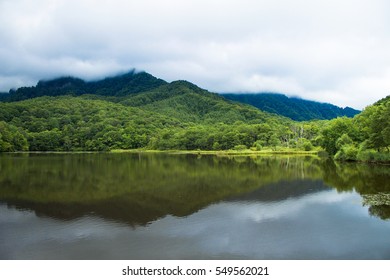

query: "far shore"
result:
(110, 148), (321, 156)
(4, 149), (390, 163)
(3, 148), (320, 156)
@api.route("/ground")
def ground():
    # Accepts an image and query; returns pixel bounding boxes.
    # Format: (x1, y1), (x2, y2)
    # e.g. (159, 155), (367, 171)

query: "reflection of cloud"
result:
(154, 191), (388, 259)
(1, 189), (390, 260)
(0, 205), (130, 259)
(220, 191), (352, 223)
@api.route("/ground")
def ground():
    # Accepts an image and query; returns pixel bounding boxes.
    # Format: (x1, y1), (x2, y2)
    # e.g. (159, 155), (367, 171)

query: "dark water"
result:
(0, 153), (389, 259)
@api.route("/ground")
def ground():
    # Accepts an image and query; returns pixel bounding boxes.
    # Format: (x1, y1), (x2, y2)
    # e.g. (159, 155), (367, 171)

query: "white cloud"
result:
(1, 0), (390, 108)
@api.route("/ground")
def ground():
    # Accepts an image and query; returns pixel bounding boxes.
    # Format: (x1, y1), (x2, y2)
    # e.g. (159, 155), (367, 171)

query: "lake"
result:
(0, 153), (389, 259)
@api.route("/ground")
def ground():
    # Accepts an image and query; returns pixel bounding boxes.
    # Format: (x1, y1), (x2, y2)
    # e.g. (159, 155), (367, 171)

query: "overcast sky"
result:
(1, 0), (390, 109)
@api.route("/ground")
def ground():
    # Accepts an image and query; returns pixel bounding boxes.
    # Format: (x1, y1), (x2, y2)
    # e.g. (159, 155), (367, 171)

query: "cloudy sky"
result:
(1, 0), (390, 109)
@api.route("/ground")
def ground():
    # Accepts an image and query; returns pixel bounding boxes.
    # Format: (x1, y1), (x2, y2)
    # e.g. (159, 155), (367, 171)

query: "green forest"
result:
(0, 71), (389, 162)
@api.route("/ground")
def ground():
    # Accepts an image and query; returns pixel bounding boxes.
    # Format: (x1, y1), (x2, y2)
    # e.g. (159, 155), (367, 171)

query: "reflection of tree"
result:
(322, 160), (390, 194)
(362, 193), (390, 220)
(368, 206), (390, 220)
(320, 159), (354, 192)
(322, 160), (390, 221)
(0, 154), (323, 226)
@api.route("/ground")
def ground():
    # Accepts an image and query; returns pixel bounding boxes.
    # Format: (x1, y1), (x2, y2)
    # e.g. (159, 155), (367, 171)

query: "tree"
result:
(336, 134), (353, 150)
(320, 117), (355, 155)
(0, 121), (29, 152)
(334, 134), (358, 161)
(268, 134), (280, 151)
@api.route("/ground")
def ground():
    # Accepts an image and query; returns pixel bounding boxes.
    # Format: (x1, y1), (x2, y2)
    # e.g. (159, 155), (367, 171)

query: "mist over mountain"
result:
(1, 70), (167, 101)
(1, 71), (359, 122)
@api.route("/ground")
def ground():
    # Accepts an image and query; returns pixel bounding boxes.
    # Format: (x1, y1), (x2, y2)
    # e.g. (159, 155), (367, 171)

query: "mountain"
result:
(0, 71), (294, 152)
(1, 71), (282, 124)
(221, 93), (360, 121)
(1, 70), (167, 101)
(4, 70), (382, 156)
(2, 72), (359, 122)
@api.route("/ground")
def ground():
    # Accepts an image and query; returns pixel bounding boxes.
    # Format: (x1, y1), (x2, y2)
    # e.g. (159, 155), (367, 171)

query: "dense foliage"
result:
(320, 96), (390, 162)
(0, 96), (183, 151)
(0, 94), (319, 152)
(222, 93), (360, 121)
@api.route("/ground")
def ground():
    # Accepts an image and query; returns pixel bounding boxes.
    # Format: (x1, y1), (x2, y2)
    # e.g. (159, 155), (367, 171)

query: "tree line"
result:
(0, 95), (319, 152)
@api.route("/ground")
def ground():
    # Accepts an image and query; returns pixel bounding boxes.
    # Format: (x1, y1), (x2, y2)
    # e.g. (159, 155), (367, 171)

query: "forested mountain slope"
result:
(222, 93), (360, 121)
(119, 81), (276, 124)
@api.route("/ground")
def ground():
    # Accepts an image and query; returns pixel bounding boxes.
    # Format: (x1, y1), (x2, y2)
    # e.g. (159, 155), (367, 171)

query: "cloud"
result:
(1, 0), (390, 108)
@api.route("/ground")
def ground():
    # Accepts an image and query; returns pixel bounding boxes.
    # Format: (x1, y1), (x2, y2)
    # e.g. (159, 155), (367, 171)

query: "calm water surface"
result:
(0, 153), (389, 259)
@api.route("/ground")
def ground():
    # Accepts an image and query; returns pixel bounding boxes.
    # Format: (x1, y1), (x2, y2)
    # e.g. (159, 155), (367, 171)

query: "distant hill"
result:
(221, 93), (360, 121)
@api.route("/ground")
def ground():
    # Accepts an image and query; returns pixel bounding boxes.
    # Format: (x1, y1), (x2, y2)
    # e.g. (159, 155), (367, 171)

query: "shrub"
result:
(357, 150), (376, 162)
(334, 144), (358, 161)
(233, 144), (247, 151)
(252, 140), (263, 151)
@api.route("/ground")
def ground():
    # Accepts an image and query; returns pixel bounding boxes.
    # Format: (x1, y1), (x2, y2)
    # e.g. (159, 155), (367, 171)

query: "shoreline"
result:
(4, 149), (390, 163)
(2, 149), (320, 156)
(110, 149), (320, 156)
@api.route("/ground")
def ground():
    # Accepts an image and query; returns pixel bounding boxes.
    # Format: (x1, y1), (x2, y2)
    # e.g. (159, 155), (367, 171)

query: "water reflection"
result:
(321, 159), (390, 220)
(1, 153), (389, 223)
(1, 189), (389, 259)
(0, 153), (389, 259)
(0, 154), (326, 225)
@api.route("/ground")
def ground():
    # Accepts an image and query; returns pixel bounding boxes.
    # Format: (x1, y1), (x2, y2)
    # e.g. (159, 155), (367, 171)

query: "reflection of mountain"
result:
(5, 194), (184, 226)
(0, 154), (323, 226)
(5, 180), (332, 226)
(1, 153), (389, 225)
(228, 179), (331, 202)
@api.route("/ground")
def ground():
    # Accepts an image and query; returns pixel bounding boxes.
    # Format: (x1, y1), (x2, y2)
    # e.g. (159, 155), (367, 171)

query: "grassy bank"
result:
(3, 148), (320, 156)
(110, 148), (320, 156)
